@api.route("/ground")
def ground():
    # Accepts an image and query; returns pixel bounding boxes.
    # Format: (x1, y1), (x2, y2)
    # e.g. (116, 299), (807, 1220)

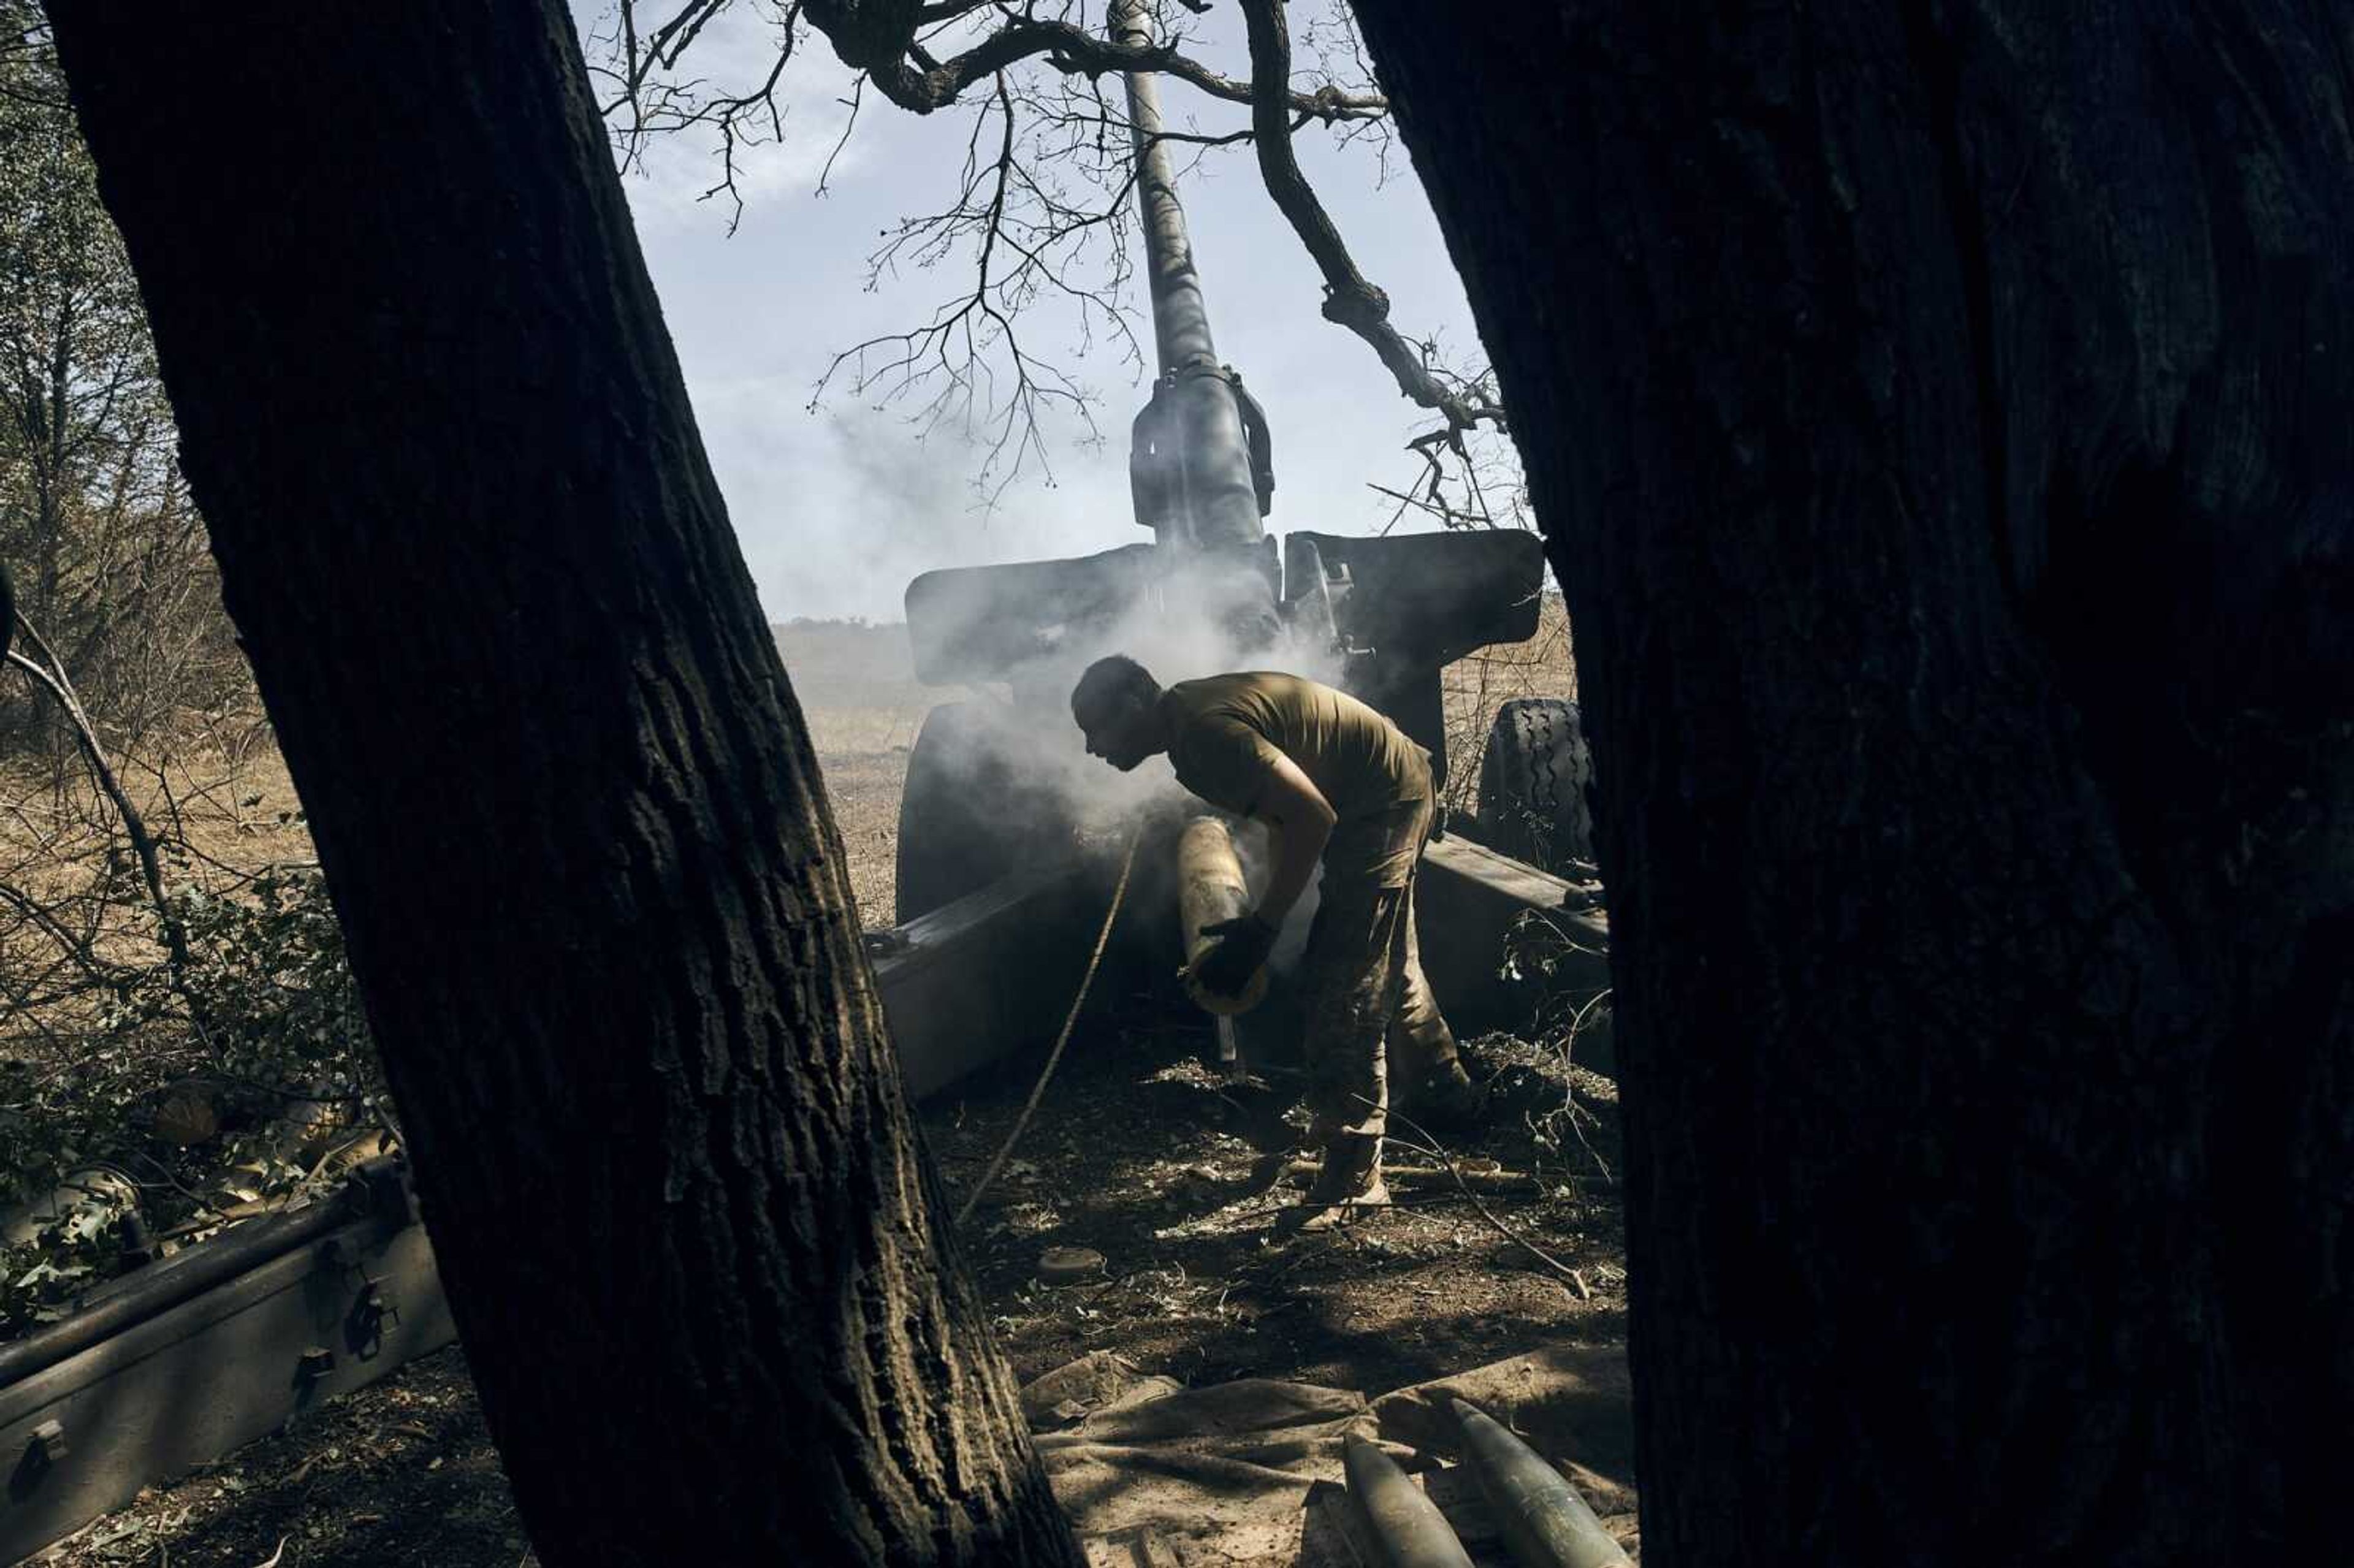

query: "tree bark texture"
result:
(1346, 4), (2353, 1564)
(47, 6), (1080, 1564)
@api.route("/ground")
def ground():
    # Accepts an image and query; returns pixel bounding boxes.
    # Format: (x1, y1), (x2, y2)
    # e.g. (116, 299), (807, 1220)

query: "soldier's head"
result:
(1071, 654), (1165, 772)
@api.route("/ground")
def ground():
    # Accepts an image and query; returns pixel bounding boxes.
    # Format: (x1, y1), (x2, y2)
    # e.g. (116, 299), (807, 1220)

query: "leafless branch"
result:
(5, 615), (193, 993)
(815, 69), (866, 193)
(596, 0), (805, 229)
(807, 64), (1167, 490)
(1379, 1102), (1590, 1286)
(802, 2), (1385, 121)
(1235, 0), (1504, 449)
(586, 1), (1520, 505)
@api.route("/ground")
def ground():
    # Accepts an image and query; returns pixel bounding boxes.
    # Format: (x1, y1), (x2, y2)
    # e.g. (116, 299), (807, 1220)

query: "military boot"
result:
(1282, 1132), (1388, 1235)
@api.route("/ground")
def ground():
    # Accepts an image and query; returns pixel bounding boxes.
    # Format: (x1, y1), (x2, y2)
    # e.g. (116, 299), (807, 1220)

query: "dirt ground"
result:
(32, 615), (1614, 1567)
(929, 1021), (1625, 1399)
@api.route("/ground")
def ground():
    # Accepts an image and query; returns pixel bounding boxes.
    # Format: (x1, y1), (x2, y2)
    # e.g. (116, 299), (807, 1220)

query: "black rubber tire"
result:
(1474, 696), (1596, 872)
(894, 701), (1073, 923)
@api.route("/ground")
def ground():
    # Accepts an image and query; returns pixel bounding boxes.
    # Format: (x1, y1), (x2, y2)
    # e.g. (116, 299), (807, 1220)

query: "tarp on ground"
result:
(1023, 1343), (1637, 1566)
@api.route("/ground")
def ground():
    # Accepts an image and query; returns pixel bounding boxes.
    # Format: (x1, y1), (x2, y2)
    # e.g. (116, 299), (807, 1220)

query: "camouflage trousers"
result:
(1299, 789), (1460, 1141)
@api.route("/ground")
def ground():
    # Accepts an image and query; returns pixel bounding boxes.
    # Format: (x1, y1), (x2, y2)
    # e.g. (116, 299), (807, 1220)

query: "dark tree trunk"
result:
(46, 6), (1081, 1565)
(1347, 4), (2353, 1564)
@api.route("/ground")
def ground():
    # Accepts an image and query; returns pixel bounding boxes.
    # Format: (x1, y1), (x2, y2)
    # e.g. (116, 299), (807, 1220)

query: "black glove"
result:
(1191, 913), (1278, 999)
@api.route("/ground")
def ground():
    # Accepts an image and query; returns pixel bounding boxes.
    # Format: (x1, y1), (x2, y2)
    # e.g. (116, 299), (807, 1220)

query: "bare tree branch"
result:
(1234, 0), (1502, 445)
(598, 0), (804, 228)
(5, 615), (192, 991)
(587, 0), (1520, 515)
(815, 68), (866, 193)
(810, 69), (1133, 492)
(800, 2), (1385, 121)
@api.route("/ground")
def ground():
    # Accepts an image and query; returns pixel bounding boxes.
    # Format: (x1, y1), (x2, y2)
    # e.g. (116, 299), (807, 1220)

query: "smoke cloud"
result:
(902, 546), (1348, 967)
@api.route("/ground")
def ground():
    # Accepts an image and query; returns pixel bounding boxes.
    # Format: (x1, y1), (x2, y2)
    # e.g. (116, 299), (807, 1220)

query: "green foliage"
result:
(0, 1165), (128, 1333)
(0, 859), (387, 1336)
(134, 866), (376, 1100)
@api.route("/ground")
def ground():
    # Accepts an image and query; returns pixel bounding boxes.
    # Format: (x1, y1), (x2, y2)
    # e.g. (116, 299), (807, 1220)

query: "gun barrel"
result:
(1113, 0), (1215, 375)
(1111, 0), (1266, 559)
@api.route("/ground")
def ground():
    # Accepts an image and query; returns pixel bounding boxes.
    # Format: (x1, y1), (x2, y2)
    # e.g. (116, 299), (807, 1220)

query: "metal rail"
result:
(0, 1159), (454, 1561)
(0, 1173), (381, 1391)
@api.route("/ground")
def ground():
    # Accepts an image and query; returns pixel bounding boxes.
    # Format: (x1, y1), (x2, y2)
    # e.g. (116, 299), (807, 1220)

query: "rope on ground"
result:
(954, 830), (1141, 1228)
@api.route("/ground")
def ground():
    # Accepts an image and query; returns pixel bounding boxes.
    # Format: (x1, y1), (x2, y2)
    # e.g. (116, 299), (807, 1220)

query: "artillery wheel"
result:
(1474, 696), (1595, 872)
(895, 701), (1073, 924)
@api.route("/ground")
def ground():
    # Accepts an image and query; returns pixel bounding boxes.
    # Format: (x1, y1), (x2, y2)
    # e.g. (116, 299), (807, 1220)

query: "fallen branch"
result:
(1276, 1157), (1541, 1193)
(1374, 1099), (1590, 1288)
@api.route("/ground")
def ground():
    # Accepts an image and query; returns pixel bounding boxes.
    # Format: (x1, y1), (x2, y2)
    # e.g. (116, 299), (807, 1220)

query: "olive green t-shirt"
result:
(1160, 672), (1430, 823)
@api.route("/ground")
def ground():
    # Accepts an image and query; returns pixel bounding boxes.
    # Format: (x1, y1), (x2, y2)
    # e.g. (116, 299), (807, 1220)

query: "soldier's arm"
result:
(1251, 754), (1335, 927)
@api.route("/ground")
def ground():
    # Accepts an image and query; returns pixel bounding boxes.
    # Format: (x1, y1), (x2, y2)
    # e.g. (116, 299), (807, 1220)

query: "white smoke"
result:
(897, 546), (1347, 974)
(915, 543), (1351, 822)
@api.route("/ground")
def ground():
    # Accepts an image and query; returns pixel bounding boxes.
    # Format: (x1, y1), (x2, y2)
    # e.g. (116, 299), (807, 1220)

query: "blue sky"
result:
(584, 1), (1497, 622)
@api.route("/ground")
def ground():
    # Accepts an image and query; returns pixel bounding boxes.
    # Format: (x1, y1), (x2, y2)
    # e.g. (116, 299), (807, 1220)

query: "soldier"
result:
(1070, 655), (1478, 1232)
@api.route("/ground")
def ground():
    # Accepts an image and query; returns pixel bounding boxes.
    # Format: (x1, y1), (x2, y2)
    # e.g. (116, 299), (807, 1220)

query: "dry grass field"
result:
(0, 738), (320, 1093)
(775, 618), (935, 929)
(1, 599), (1572, 967)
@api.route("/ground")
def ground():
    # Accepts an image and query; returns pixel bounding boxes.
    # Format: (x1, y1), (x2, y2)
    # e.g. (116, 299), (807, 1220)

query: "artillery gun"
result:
(881, 0), (1598, 1092)
(894, 2), (1545, 924)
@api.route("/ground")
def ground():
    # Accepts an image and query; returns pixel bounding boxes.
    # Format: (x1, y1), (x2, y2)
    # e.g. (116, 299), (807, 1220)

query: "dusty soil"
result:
(34, 615), (1613, 1567)
(773, 616), (935, 929)
(801, 702), (930, 931)
(932, 1022), (1625, 1398)
(32, 1352), (527, 1567)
